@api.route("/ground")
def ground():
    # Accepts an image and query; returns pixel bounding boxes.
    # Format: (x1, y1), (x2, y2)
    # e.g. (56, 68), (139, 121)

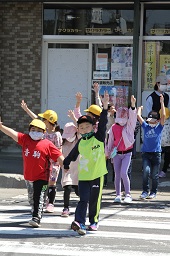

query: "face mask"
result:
(115, 118), (128, 126)
(159, 84), (167, 92)
(29, 131), (44, 140)
(81, 131), (94, 139)
(67, 135), (76, 143)
(149, 123), (157, 128)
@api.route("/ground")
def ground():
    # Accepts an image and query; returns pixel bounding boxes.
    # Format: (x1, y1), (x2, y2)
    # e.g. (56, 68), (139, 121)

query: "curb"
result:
(0, 174), (25, 188)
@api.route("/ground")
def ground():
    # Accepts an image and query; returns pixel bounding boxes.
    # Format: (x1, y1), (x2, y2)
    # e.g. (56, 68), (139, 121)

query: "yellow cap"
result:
(84, 104), (102, 116)
(159, 107), (170, 120)
(29, 119), (46, 131)
(38, 110), (58, 124)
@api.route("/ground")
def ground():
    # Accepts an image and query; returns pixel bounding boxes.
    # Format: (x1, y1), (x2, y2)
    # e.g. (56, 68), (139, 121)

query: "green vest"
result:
(78, 137), (108, 180)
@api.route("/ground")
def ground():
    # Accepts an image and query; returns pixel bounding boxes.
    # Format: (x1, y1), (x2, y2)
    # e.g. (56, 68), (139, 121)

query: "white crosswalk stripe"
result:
(0, 192), (170, 255)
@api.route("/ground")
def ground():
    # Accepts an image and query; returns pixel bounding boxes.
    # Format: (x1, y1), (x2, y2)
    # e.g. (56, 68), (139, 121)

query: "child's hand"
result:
(21, 100), (28, 111)
(137, 106), (143, 114)
(110, 105), (116, 116)
(75, 92), (82, 103)
(102, 91), (109, 109)
(160, 94), (164, 103)
(131, 95), (136, 108)
(68, 110), (78, 123)
(0, 116), (2, 128)
(93, 82), (99, 93)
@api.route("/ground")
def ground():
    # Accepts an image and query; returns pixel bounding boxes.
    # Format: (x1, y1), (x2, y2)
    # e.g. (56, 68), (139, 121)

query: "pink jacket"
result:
(106, 107), (137, 157)
(61, 139), (79, 187)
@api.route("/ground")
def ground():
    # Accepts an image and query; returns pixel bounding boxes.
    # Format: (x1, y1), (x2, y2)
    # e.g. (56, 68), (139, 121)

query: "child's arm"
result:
(21, 100), (38, 119)
(74, 92), (82, 118)
(75, 92), (82, 108)
(0, 117), (18, 142)
(57, 155), (64, 167)
(67, 109), (78, 126)
(160, 94), (165, 126)
(93, 82), (103, 108)
(96, 91), (109, 142)
(137, 106), (144, 125)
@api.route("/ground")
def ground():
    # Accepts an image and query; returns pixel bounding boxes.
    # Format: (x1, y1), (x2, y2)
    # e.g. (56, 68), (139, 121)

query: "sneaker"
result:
(114, 196), (121, 203)
(140, 191), (149, 199)
(61, 208), (70, 217)
(71, 221), (86, 235)
(44, 203), (54, 213)
(29, 217), (40, 228)
(159, 170), (166, 178)
(147, 192), (156, 199)
(88, 222), (98, 231)
(123, 195), (132, 204)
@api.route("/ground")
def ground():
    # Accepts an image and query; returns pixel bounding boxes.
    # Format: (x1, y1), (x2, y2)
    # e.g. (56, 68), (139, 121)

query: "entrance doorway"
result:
(42, 37), (133, 129)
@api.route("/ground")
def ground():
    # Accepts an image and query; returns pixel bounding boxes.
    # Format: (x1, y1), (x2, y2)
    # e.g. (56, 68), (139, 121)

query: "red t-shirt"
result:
(18, 133), (62, 181)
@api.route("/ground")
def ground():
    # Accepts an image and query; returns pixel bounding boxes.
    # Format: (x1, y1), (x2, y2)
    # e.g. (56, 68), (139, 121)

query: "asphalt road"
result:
(0, 185), (170, 256)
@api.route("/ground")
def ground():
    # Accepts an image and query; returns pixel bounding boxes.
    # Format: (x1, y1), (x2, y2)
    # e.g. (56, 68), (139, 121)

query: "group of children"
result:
(0, 84), (167, 235)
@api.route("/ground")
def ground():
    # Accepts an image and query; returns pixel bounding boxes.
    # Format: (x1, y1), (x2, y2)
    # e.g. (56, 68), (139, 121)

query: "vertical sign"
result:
(144, 42), (157, 89)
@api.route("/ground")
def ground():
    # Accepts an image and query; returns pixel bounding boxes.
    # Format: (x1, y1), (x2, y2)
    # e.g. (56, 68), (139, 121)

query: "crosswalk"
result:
(0, 191), (170, 255)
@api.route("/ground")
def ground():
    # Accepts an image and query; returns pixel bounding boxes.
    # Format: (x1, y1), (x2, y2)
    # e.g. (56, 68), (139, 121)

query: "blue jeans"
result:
(142, 152), (161, 194)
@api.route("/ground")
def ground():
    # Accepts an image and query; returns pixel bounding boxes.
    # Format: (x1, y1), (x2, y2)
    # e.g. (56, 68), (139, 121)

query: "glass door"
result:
(91, 43), (133, 108)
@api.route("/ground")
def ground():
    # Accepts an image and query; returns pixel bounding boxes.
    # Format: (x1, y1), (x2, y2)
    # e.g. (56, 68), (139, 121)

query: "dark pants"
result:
(142, 152), (161, 194)
(63, 185), (79, 209)
(162, 147), (170, 173)
(33, 180), (48, 220)
(75, 176), (104, 225)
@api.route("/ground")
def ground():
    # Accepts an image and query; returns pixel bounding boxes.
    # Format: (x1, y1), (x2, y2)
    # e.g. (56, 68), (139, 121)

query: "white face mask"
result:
(159, 84), (167, 92)
(67, 135), (76, 143)
(149, 123), (157, 128)
(29, 131), (44, 140)
(115, 117), (128, 126)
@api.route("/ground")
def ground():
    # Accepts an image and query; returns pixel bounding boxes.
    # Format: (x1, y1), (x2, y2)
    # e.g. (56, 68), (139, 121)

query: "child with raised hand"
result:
(106, 95), (137, 204)
(74, 92), (102, 131)
(137, 94), (165, 199)
(61, 122), (80, 217)
(0, 117), (64, 227)
(63, 91), (109, 236)
(21, 100), (62, 213)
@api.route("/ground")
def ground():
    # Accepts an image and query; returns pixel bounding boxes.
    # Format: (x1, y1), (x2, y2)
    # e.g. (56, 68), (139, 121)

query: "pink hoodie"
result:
(105, 107), (137, 157)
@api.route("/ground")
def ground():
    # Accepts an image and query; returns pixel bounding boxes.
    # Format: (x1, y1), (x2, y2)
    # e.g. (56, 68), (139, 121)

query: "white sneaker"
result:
(114, 196), (121, 203)
(159, 171), (166, 178)
(123, 195), (132, 204)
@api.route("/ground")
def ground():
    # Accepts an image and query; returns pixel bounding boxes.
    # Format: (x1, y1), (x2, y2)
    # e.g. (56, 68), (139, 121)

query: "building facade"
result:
(1, 1), (170, 151)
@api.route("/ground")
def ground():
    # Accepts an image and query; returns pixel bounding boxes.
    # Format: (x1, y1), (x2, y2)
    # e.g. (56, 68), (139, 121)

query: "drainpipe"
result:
(132, 0), (140, 98)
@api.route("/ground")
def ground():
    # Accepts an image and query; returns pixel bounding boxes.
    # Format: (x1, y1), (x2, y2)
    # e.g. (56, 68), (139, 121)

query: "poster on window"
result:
(111, 47), (132, 80)
(95, 81), (129, 108)
(159, 55), (170, 86)
(96, 53), (108, 71)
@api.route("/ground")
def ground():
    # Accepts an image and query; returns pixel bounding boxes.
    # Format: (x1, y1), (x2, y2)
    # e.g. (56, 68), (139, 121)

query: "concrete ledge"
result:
(0, 174), (25, 188)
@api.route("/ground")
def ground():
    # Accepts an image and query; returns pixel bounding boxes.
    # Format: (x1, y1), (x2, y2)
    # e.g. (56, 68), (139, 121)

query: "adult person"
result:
(146, 75), (170, 115)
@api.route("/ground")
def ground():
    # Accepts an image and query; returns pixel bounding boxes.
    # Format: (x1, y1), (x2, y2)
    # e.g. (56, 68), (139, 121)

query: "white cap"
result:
(156, 76), (167, 84)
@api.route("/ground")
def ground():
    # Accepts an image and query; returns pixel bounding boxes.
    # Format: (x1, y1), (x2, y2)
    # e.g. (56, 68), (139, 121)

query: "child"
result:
(63, 91), (109, 236)
(137, 94), (165, 199)
(61, 122), (80, 217)
(106, 95), (137, 204)
(21, 100), (62, 213)
(159, 108), (170, 178)
(74, 92), (102, 131)
(0, 118), (64, 227)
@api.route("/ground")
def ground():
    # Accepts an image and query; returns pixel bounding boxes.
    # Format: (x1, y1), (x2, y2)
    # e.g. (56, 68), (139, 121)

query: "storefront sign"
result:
(144, 42), (157, 89)
(93, 71), (109, 80)
(85, 28), (112, 34)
